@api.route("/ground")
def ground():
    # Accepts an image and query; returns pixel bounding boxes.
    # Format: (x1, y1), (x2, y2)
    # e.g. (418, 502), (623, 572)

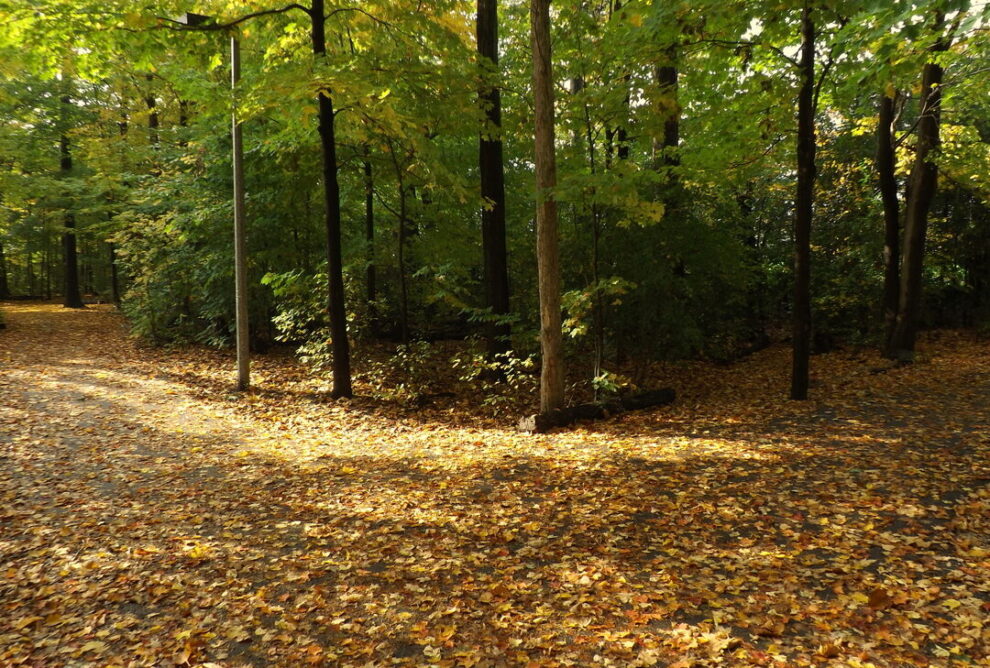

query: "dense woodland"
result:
(1, 0), (988, 412)
(4, 3), (990, 665)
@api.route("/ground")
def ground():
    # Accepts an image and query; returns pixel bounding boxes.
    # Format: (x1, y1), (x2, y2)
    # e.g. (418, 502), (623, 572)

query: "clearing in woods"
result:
(1, 301), (989, 666)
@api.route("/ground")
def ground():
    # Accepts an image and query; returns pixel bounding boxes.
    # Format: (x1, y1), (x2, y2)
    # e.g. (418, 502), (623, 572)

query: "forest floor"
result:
(1, 301), (990, 667)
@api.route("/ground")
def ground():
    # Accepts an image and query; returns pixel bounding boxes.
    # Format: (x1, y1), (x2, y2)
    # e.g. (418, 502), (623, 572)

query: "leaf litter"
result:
(1, 302), (989, 666)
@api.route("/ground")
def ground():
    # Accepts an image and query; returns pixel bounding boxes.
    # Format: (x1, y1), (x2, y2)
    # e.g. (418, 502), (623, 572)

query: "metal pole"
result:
(231, 35), (250, 391)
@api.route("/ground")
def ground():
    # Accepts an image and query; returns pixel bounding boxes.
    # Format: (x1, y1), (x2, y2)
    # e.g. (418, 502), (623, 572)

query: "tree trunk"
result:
(890, 15), (949, 362)
(108, 242), (120, 305)
(26, 251), (35, 297)
(876, 91), (900, 355)
(60, 88), (84, 309)
(397, 184), (410, 345)
(44, 235), (52, 300)
(310, 0), (352, 397)
(530, 0), (564, 413)
(178, 99), (189, 147)
(790, 1), (815, 400)
(583, 104), (605, 397)
(478, 0), (512, 358)
(145, 74), (159, 147)
(0, 241), (9, 299)
(363, 148), (376, 308)
(658, 60), (679, 170)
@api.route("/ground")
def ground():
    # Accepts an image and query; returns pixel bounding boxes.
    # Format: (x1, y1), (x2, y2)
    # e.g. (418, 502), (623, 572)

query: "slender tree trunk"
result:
(790, 1), (815, 400)
(43, 236), (51, 299)
(231, 36), (250, 391)
(363, 148), (376, 308)
(310, 0), (352, 397)
(531, 0), (564, 413)
(478, 0), (512, 358)
(82, 239), (94, 295)
(108, 242), (120, 305)
(145, 75), (159, 147)
(583, 104), (605, 396)
(178, 99), (189, 147)
(107, 110), (128, 307)
(658, 60), (679, 171)
(0, 240), (8, 299)
(876, 91), (900, 355)
(651, 43), (680, 178)
(60, 88), (84, 309)
(27, 251), (35, 297)
(891, 15), (949, 362)
(616, 100), (630, 161)
(398, 187), (410, 345)
(0, 193), (7, 299)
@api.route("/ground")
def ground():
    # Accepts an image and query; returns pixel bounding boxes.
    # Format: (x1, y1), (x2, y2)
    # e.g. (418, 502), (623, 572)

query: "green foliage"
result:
(1, 0), (988, 391)
(360, 340), (443, 404)
(451, 341), (538, 414)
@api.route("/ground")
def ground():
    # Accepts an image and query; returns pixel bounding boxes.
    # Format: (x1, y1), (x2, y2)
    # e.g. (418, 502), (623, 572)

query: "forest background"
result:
(1, 0), (988, 411)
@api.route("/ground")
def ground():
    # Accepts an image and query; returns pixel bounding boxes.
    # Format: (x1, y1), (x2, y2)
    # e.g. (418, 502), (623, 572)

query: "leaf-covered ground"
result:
(2, 302), (989, 667)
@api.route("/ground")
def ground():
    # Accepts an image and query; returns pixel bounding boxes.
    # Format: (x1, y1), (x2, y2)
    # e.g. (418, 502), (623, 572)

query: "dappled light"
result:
(2, 0), (989, 663)
(2, 303), (989, 665)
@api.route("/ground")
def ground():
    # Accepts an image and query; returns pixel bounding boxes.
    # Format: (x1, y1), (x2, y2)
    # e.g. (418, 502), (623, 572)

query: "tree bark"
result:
(397, 181), (410, 345)
(310, 0), (353, 397)
(518, 388), (675, 433)
(0, 240), (9, 299)
(876, 91), (900, 356)
(145, 74), (159, 147)
(60, 88), (84, 309)
(178, 99), (189, 147)
(363, 148), (376, 308)
(231, 36), (250, 392)
(530, 0), (564, 413)
(478, 0), (512, 358)
(582, 104), (605, 396)
(658, 61), (679, 170)
(890, 15), (949, 362)
(108, 242), (120, 305)
(790, 1), (815, 400)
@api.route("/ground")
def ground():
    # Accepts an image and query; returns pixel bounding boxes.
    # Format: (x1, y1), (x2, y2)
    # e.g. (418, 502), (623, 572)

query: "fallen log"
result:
(518, 388), (675, 433)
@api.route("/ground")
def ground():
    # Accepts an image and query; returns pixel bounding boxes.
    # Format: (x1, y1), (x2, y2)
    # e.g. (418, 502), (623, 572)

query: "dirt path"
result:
(2, 302), (990, 667)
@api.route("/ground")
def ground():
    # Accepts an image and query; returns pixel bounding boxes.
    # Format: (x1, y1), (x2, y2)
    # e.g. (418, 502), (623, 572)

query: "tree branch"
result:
(694, 38), (800, 69)
(156, 4), (311, 31)
(325, 7), (392, 29)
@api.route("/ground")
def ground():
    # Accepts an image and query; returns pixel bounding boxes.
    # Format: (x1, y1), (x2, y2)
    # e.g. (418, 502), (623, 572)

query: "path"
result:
(1, 302), (989, 666)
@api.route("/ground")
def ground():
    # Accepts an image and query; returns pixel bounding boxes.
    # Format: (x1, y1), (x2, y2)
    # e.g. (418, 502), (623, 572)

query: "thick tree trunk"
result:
(876, 91), (900, 356)
(478, 0), (512, 358)
(60, 90), (84, 309)
(311, 0), (352, 397)
(890, 18), (948, 362)
(530, 0), (564, 413)
(790, 2), (815, 400)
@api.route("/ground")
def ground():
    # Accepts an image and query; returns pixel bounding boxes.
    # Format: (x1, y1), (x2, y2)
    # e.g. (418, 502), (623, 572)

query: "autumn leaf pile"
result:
(1, 302), (989, 667)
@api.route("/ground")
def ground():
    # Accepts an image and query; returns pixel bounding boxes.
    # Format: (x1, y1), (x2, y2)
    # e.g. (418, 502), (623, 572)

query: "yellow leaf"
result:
(13, 616), (41, 630)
